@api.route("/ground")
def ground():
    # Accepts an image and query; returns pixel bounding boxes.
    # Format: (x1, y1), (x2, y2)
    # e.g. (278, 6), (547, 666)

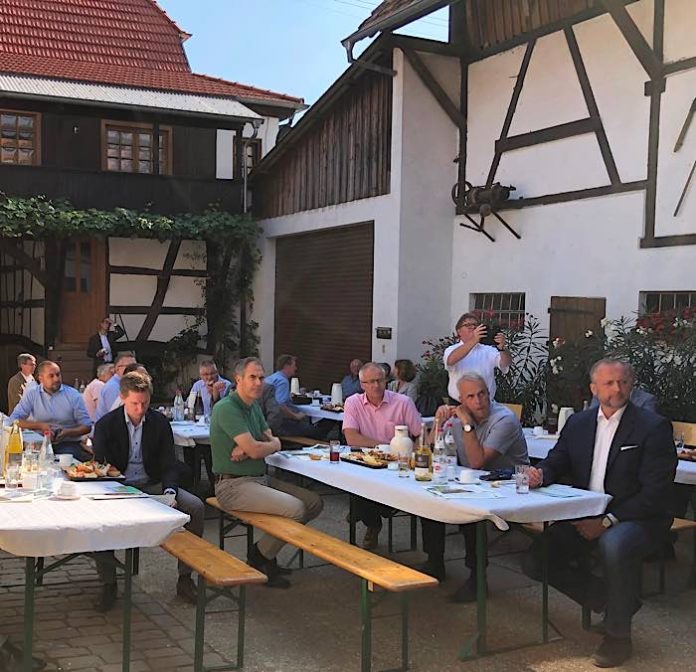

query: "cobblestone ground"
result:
(0, 552), (230, 672)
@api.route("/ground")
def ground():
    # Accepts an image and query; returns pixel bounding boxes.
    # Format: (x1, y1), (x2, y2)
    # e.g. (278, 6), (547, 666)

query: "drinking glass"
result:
(329, 440), (341, 464)
(5, 464), (21, 489)
(515, 464), (530, 494)
(675, 433), (685, 452)
(398, 455), (410, 478)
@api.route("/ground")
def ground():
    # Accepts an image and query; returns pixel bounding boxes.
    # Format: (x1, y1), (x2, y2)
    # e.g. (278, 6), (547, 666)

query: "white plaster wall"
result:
(395, 48), (457, 355)
(162, 276), (204, 307)
(109, 238), (168, 268)
(109, 276), (157, 307)
(216, 118), (280, 180)
(457, 0), (696, 334)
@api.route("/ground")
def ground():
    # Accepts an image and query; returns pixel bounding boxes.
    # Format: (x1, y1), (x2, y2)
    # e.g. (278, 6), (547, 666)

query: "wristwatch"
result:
(601, 515), (614, 529)
(463, 424), (474, 433)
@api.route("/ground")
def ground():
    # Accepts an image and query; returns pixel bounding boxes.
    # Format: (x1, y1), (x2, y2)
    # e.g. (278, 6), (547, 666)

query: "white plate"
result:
(53, 494), (80, 500)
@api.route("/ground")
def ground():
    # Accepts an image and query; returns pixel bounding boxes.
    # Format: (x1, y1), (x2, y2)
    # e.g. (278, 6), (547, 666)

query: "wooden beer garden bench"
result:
(206, 497), (437, 672)
(161, 530), (267, 672)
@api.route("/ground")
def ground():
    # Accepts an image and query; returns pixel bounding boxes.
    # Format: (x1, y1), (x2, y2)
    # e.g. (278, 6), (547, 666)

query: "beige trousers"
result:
(215, 474), (324, 559)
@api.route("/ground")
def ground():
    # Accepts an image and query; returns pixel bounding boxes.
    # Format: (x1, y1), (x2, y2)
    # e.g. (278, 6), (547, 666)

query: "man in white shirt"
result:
(525, 359), (676, 668)
(443, 313), (511, 402)
(82, 363), (114, 422)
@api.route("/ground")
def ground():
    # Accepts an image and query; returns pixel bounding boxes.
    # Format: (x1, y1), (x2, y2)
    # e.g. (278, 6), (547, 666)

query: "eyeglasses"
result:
(361, 378), (385, 386)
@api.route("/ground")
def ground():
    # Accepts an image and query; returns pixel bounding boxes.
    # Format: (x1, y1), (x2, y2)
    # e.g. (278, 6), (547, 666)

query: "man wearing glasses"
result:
(94, 353), (136, 421)
(343, 362), (422, 549)
(444, 313), (512, 402)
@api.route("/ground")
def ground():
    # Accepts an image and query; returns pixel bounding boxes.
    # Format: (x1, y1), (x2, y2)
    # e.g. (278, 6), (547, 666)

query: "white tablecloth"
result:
(266, 452), (610, 531)
(523, 429), (696, 485)
(171, 420), (211, 447)
(0, 482), (189, 557)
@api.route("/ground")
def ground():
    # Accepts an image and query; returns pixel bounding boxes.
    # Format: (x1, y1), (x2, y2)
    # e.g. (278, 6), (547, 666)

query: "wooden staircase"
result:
(49, 344), (93, 388)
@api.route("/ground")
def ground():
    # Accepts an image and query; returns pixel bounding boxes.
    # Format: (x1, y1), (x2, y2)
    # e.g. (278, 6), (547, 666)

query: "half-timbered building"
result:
(252, 0), (695, 391)
(0, 0), (304, 407)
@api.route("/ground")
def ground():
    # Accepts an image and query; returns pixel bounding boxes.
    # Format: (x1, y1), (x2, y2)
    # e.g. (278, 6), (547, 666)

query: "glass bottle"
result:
(4, 421), (23, 473)
(38, 430), (56, 490)
(173, 389), (185, 421)
(194, 390), (205, 420)
(432, 420), (447, 484)
(414, 422), (432, 482)
(444, 422), (457, 481)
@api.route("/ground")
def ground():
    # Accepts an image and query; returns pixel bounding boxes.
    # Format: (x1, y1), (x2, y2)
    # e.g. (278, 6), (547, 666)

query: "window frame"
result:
(0, 109), (41, 166)
(234, 136), (262, 177)
(101, 119), (172, 175)
(639, 290), (696, 314)
(469, 292), (526, 329)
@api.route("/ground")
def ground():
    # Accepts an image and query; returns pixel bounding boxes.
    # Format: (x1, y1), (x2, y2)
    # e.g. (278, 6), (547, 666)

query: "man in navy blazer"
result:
(525, 359), (676, 668)
(92, 371), (204, 611)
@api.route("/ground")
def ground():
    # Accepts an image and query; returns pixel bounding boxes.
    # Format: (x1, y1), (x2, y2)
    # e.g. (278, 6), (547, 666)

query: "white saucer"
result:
(54, 494), (80, 500)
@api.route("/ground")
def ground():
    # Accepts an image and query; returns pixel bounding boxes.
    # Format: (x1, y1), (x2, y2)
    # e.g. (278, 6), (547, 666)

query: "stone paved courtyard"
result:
(2, 482), (696, 672)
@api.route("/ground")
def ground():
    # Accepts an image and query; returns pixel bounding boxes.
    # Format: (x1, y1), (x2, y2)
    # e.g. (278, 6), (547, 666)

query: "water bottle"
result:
(173, 389), (185, 421)
(432, 427), (447, 485)
(444, 423), (457, 481)
(38, 430), (56, 490)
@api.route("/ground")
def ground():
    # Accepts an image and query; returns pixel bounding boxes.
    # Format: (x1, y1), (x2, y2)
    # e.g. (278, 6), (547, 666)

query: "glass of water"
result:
(515, 465), (530, 494)
(675, 433), (685, 452)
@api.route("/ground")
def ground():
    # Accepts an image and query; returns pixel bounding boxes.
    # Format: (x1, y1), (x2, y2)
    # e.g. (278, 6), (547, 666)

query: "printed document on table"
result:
(535, 484), (584, 498)
(425, 484), (502, 499)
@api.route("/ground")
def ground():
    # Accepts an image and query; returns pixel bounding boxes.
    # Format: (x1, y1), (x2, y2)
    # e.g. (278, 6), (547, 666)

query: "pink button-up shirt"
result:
(342, 390), (422, 444)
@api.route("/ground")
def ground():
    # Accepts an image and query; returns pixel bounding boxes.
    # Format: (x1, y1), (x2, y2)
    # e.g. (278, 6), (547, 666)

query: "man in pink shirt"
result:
(343, 362), (422, 549)
(82, 363), (114, 422)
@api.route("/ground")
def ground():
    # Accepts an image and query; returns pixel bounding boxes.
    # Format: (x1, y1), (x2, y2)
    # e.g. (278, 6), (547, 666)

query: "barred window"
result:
(641, 291), (696, 314)
(470, 292), (526, 329)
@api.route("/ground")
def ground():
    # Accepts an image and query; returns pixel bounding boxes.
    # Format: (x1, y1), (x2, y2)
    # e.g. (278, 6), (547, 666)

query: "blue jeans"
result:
(525, 519), (664, 638)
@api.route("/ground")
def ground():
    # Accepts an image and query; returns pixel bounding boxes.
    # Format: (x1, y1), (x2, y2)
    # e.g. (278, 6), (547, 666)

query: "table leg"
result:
(542, 521), (549, 643)
(23, 557), (35, 672)
(349, 496), (356, 546)
(122, 548), (133, 672)
(475, 521), (488, 655)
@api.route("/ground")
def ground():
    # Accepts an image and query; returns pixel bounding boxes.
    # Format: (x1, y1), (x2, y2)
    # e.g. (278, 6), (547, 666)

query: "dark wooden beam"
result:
(392, 34), (462, 58)
(456, 56), (469, 212)
(0, 299), (44, 309)
(110, 305), (204, 316)
(495, 117), (600, 154)
(0, 239), (47, 285)
(485, 38), (536, 187)
(402, 48), (466, 131)
(135, 238), (182, 341)
(640, 233), (696, 248)
(565, 27), (620, 185)
(600, 0), (662, 80)
(664, 57), (696, 76)
(494, 180), (647, 211)
(108, 265), (207, 278)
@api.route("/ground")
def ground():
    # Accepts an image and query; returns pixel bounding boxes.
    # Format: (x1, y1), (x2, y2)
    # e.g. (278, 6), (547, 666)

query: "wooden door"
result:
(59, 239), (106, 344)
(548, 296), (606, 343)
(274, 223), (374, 391)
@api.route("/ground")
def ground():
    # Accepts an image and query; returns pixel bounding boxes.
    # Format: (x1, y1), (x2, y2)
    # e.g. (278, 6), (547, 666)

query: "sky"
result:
(157, 0), (448, 108)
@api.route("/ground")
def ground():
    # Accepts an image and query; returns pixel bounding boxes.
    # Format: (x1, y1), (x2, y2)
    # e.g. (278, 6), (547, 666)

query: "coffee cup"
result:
(458, 468), (478, 484)
(57, 454), (73, 467)
(58, 481), (76, 497)
(532, 426), (544, 437)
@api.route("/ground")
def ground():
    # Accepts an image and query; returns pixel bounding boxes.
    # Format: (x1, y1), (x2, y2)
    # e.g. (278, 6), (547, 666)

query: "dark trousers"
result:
(354, 498), (393, 528)
(54, 441), (90, 461)
(421, 518), (481, 572)
(280, 418), (332, 440)
(524, 520), (664, 638)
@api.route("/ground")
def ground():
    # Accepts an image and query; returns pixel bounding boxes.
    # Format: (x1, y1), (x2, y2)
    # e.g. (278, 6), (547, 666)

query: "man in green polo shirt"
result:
(210, 356), (323, 588)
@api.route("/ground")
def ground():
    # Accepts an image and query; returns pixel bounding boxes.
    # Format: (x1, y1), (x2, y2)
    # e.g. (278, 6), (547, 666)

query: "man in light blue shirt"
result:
(95, 353), (136, 421)
(186, 360), (232, 417)
(9, 360), (92, 459)
(265, 354), (328, 439)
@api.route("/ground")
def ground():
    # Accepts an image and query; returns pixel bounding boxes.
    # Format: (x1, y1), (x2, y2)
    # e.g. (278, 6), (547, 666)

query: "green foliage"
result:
(0, 194), (260, 243)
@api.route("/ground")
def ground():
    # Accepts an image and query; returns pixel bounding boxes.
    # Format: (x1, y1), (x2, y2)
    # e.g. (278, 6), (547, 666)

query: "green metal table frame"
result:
(458, 521), (560, 660)
(21, 548), (134, 672)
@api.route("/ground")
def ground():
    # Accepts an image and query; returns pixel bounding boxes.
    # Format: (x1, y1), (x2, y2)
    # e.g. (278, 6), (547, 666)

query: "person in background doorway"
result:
(86, 316), (125, 377)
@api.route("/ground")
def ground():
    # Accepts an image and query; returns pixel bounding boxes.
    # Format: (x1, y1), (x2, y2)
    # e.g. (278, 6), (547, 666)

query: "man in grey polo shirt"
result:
(420, 372), (528, 601)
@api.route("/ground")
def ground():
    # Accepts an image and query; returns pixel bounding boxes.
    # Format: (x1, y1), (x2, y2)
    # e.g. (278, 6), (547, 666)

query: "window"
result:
(641, 291), (696, 314)
(234, 137), (261, 176)
(0, 110), (40, 165)
(470, 292), (526, 329)
(102, 121), (171, 175)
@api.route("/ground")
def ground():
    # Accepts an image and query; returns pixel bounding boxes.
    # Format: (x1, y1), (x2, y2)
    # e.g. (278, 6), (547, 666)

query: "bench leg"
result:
(218, 511), (225, 550)
(691, 527), (696, 589)
(410, 516), (417, 552)
(349, 496), (357, 546)
(23, 557), (36, 672)
(35, 558), (44, 587)
(399, 593), (409, 671)
(132, 548), (139, 577)
(122, 549), (133, 672)
(236, 585), (246, 669)
(541, 522), (549, 643)
(360, 580), (372, 672)
(388, 515), (394, 554)
(194, 574), (206, 672)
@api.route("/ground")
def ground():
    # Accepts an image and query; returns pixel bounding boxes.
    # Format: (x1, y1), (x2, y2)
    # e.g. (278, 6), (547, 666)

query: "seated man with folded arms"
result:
(9, 360), (92, 459)
(523, 359), (675, 668)
(422, 372), (528, 601)
(95, 352), (136, 421)
(341, 358), (363, 399)
(210, 357), (323, 588)
(343, 361), (422, 550)
(92, 371), (204, 611)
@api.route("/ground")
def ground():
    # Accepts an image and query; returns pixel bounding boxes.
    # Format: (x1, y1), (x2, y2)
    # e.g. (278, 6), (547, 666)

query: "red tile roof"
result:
(0, 0), (303, 107)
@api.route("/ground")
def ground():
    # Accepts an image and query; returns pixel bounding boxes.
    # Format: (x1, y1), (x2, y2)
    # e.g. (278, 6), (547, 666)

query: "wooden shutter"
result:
(274, 222), (374, 391)
(548, 296), (606, 343)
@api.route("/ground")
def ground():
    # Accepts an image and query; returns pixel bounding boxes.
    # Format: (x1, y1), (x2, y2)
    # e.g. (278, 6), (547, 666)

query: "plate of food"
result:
(65, 460), (124, 481)
(678, 447), (696, 461)
(340, 448), (397, 469)
(321, 403), (344, 412)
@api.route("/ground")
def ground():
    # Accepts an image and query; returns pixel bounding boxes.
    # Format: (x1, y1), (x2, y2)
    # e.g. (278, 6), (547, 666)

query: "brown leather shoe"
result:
(176, 575), (197, 604)
(362, 524), (382, 550)
(592, 636), (632, 668)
